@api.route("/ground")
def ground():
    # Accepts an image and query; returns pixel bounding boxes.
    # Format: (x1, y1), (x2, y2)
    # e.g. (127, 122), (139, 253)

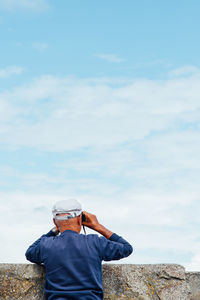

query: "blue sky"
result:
(0, 0), (200, 271)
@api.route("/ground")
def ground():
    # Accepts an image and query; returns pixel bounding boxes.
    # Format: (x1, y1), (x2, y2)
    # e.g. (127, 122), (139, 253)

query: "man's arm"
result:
(82, 211), (133, 261)
(25, 229), (58, 264)
(82, 211), (113, 239)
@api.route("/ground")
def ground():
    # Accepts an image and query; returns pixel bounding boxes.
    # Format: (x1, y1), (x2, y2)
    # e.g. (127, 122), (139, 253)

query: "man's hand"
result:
(82, 211), (99, 230)
(82, 211), (113, 239)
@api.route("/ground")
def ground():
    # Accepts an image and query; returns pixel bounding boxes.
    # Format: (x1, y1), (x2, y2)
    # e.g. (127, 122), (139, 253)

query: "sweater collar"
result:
(61, 229), (79, 235)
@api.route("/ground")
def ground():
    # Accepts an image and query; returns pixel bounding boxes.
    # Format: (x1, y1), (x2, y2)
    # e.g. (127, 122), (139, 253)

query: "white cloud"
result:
(0, 0), (49, 12)
(0, 65), (23, 78)
(32, 42), (48, 52)
(169, 65), (200, 77)
(95, 53), (125, 63)
(1, 73), (200, 152)
(186, 254), (200, 271)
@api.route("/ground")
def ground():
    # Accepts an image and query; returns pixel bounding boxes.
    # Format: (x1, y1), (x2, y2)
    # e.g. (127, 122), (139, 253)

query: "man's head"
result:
(52, 199), (83, 233)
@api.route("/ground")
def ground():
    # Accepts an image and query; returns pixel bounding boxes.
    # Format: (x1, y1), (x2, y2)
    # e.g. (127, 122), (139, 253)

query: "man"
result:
(25, 199), (133, 300)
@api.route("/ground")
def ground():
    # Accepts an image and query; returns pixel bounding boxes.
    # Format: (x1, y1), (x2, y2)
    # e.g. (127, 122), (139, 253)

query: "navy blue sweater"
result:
(25, 229), (133, 300)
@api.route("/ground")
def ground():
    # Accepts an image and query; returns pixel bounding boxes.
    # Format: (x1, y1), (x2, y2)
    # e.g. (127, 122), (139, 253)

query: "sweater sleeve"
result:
(99, 233), (133, 261)
(25, 230), (56, 264)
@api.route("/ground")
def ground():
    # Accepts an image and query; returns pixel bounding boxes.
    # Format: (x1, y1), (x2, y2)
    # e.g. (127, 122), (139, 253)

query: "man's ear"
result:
(53, 218), (59, 231)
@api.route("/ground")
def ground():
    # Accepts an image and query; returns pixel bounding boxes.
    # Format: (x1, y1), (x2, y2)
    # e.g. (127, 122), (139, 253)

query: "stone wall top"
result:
(0, 264), (200, 300)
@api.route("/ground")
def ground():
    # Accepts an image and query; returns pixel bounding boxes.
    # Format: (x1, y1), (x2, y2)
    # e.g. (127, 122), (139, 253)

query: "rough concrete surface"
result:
(186, 272), (200, 300)
(0, 264), (45, 300)
(0, 264), (199, 300)
(103, 264), (191, 300)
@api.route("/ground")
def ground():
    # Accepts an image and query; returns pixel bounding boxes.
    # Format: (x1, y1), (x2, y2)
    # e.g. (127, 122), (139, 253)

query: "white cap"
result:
(52, 199), (82, 221)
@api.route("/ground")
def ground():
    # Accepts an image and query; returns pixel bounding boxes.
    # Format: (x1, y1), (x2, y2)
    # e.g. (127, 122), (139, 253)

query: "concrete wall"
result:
(0, 264), (199, 300)
(186, 272), (200, 300)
